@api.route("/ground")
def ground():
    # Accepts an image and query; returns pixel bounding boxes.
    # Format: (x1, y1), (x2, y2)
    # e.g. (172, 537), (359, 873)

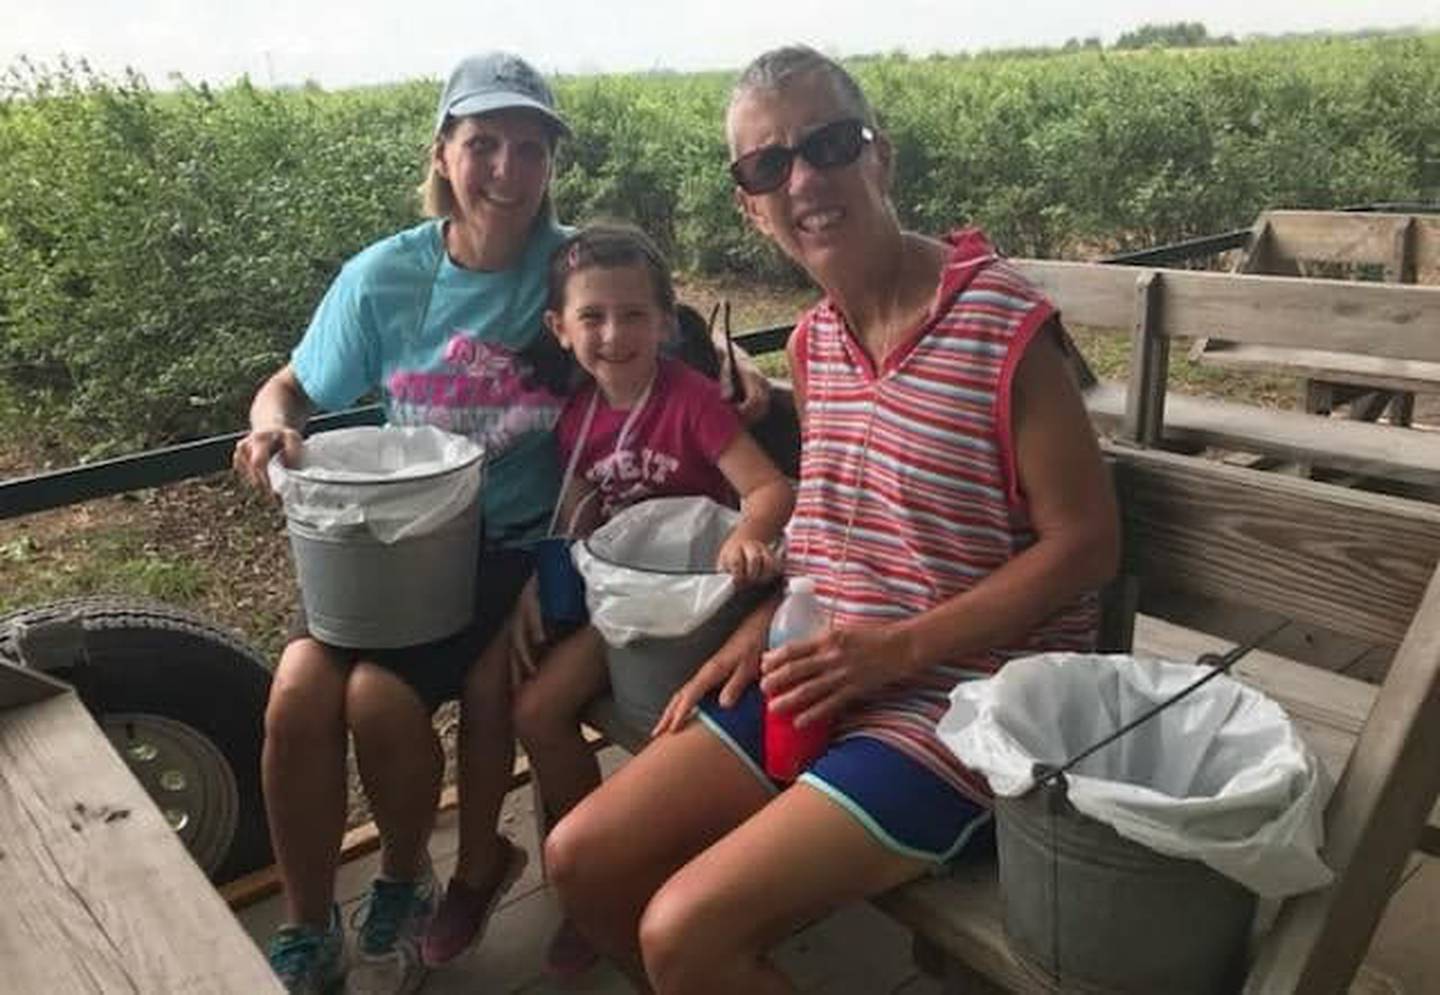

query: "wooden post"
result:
(1245, 561), (1440, 993)
(1387, 216), (1417, 285)
(1188, 217), (1274, 363)
(1122, 270), (1167, 447)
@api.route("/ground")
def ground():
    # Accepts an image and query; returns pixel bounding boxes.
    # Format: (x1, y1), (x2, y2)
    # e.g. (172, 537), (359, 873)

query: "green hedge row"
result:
(2, 37), (1437, 454)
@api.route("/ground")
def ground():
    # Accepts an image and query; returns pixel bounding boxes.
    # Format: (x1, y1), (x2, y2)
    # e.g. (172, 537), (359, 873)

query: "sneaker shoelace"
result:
(268, 927), (324, 983)
(354, 878), (421, 955)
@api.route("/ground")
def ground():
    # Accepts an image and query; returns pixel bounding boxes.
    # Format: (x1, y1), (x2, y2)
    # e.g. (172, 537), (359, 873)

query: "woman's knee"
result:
(345, 663), (427, 737)
(265, 640), (345, 749)
(639, 876), (731, 993)
(543, 809), (587, 892)
(543, 801), (623, 897)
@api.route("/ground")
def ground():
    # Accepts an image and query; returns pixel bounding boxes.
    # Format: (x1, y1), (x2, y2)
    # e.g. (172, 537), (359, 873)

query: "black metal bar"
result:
(1340, 202), (1440, 214)
(1101, 228), (1251, 267)
(0, 406), (384, 521)
(0, 328), (796, 522)
(733, 324), (792, 357)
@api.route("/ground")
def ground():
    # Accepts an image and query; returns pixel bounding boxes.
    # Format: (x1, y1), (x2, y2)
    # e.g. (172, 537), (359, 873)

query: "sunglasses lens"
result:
(801, 120), (865, 169)
(730, 120), (870, 194)
(732, 146), (794, 195)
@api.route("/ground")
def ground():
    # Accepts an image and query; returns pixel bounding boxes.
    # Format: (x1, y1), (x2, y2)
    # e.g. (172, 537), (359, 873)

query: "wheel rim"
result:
(100, 712), (241, 876)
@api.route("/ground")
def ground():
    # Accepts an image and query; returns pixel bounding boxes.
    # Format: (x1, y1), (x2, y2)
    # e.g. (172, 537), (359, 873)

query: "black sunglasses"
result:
(729, 118), (875, 195)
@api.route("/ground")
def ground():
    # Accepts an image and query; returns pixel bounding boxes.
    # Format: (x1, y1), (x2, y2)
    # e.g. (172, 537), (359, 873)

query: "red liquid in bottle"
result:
(763, 705), (832, 782)
(763, 577), (831, 781)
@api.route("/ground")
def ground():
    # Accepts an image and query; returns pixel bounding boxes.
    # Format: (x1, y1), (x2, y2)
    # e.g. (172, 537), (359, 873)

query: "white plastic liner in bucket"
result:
(574, 497), (763, 731)
(939, 652), (1333, 898)
(270, 425), (485, 649)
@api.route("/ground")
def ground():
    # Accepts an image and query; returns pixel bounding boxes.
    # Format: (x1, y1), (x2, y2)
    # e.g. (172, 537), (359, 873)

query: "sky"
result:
(4, 0), (1437, 90)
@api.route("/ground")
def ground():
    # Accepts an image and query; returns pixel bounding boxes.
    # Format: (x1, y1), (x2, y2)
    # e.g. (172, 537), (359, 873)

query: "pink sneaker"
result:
(421, 838), (528, 966)
(545, 916), (600, 981)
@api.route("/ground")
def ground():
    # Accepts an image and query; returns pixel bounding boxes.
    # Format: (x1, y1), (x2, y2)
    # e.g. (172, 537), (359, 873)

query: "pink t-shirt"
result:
(557, 357), (742, 521)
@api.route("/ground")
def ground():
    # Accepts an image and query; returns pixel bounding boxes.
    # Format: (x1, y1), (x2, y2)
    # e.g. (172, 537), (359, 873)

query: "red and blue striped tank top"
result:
(785, 229), (1099, 803)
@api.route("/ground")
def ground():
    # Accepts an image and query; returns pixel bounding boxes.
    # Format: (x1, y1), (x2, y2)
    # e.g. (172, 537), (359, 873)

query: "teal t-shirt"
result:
(291, 218), (570, 547)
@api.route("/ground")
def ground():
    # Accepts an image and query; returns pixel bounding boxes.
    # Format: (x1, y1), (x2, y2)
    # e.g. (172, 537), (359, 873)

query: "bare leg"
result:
(513, 625), (609, 828)
(638, 782), (929, 994)
(347, 663), (442, 880)
(546, 721), (772, 981)
(263, 638), (350, 927)
(452, 631), (515, 887)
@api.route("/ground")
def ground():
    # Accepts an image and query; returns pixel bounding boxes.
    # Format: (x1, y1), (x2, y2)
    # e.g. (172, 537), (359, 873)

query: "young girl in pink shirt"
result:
(513, 223), (793, 976)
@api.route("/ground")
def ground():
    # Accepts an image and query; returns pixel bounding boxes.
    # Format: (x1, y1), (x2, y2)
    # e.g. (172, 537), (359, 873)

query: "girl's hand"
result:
(510, 576), (545, 684)
(651, 598), (776, 736)
(758, 624), (911, 729)
(716, 536), (781, 585)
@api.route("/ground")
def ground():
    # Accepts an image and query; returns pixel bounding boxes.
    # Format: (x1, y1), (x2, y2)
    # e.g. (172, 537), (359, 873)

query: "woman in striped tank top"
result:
(546, 45), (1120, 993)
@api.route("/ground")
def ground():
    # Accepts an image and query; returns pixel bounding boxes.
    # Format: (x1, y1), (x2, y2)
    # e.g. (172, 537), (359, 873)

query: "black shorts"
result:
(287, 545), (535, 713)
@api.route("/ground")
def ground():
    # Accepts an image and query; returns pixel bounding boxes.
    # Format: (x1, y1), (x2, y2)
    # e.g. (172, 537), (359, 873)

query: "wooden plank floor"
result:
(233, 615), (1440, 993)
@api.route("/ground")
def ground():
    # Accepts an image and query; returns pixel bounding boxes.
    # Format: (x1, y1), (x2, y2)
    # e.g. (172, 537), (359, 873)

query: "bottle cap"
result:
(788, 576), (816, 595)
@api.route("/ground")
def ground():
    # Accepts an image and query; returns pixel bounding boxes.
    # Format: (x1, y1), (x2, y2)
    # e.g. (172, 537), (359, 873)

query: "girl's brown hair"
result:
(546, 223), (677, 315)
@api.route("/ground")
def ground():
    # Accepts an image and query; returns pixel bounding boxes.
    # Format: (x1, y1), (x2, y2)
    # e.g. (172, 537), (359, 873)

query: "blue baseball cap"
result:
(434, 52), (569, 137)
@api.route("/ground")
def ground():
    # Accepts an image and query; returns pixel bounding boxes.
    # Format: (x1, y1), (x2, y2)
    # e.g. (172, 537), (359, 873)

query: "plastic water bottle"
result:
(763, 576), (832, 781)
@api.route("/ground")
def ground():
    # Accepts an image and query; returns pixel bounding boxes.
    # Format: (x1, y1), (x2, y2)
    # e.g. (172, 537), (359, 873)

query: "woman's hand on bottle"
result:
(232, 426), (303, 493)
(759, 624), (911, 729)
(651, 598), (775, 737)
(509, 576), (545, 684)
(716, 536), (781, 585)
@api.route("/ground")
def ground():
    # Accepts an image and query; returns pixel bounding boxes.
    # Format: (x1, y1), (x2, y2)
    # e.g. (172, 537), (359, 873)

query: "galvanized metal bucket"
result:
(996, 778), (1256, 994)
(604, 587), (763, 732)
(288, 493), (481, 649)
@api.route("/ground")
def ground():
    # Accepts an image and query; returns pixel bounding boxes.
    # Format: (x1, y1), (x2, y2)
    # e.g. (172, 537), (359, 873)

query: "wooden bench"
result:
(1193, 210), (1440, 427)
(580, 432), (1440, 993)
(874, 444), (1440, 993)
(1084, 381), (1440, 491)
(1009, 257), (1440, 493)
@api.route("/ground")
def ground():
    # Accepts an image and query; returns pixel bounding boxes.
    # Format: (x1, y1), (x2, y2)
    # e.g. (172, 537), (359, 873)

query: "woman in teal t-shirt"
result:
(233, 53), (576, 994)
(233, 51), (772, 994)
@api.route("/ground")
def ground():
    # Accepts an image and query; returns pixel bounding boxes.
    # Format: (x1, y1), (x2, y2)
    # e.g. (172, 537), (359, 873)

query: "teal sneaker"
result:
(345, 866), (437, 995)
(266, 905), (344, 994)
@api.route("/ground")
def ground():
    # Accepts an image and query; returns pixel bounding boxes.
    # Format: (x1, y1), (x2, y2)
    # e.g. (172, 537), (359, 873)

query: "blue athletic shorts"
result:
(697, 685), (994, 864)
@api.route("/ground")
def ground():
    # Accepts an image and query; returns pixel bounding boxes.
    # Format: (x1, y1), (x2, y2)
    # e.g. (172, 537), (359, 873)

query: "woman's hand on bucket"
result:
(760, 624), (910, 729)
(651, 598), (776, 736)
(233, 427), (303, 493)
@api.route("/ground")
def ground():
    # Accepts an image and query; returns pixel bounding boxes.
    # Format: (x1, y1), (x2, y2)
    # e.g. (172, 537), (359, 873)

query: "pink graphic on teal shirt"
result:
(387, 333), (563, 455)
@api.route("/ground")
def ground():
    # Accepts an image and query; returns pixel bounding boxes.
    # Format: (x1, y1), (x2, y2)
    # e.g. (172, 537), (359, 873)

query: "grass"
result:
(0, 522), (202, 611)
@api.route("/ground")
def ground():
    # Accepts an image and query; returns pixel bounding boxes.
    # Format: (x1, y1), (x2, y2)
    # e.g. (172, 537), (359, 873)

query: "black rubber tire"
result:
(0, 597), (273, 884)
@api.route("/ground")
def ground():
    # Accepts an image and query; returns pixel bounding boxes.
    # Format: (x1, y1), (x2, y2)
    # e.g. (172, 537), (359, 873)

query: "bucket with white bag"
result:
(939, 649), (1333, 994)
(574, 496), (771, 731)
(270, 425), (485, 649)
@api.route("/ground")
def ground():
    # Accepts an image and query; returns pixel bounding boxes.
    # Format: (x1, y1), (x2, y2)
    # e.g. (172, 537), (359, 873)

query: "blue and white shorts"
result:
(697, 685), (994, 864)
